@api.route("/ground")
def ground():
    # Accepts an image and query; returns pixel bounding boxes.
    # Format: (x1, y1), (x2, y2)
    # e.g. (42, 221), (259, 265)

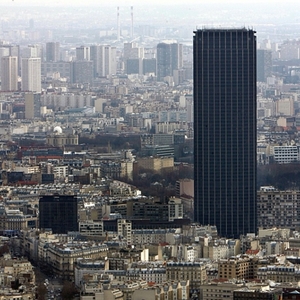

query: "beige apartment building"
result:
(137, 156), (174, 173)
(166, 262), (207, 290)
(200, 280), (244, 300)
(218, 256), (256, 280)
(46, 242), (108, 280)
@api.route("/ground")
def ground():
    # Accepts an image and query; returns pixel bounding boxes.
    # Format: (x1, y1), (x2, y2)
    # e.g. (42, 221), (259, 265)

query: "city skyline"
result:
(2, 0), (298, 5)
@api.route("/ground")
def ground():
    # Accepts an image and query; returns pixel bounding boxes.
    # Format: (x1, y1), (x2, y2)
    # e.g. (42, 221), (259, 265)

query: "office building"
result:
(71, 60), (94, 84)
(90, 45), (101, 77)
(22, 44), (43, 59)
(257, 49), (272, 82)
(193, 28), (257, 238)
(41, 61), (71, 78)
(5, 45), (20, 75)
(124, 42), (144, 60)
(76, 46), (90, 61)
(21, 57), (41, 92)
(0, 47), (10, 80)
(99, 45), (117, 77)
(143, 58), (156, 75)
(157, 42), (183, 81)
(39, 194), (78, 234)
(1, 56), (18, 91)
(25, 93), (41, 119)
(90, 45), (117, 77)
(126, 58), (142, 74)
(46, 42), (60, 62)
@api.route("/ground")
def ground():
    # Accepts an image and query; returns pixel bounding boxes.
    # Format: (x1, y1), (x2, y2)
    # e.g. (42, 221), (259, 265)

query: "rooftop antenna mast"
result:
(117, 7), (120, 41)
(131, 6), (134, 38)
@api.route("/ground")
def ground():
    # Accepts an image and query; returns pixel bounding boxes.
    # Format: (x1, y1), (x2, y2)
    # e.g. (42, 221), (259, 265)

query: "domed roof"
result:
(53, 126), (63, 134)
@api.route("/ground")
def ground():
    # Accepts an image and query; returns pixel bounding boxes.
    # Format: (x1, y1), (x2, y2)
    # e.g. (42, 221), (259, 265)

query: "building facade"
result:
(257, 49), (272, 82)
(257, 187), (300, 229)
(46, 42), (60, 62)
(39, 194), (78, 234)
(24, 93), (41, 119)
(157, 42), (183, 81)
(1, 56), (18, 91)
(193, 28), (257, 238)
(21, 57), (41, 92)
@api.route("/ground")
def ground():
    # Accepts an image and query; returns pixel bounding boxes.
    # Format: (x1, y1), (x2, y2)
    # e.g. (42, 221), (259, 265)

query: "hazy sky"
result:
(3, 0), (298, 5)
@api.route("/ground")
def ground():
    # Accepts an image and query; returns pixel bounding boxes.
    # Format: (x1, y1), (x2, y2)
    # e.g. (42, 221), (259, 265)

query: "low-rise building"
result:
(46, 241), (108, 280)
(257, 187), (300, 229)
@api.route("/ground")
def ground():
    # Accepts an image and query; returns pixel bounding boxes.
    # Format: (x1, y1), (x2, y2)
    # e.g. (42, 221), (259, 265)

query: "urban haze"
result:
(0, 1), (299, 300)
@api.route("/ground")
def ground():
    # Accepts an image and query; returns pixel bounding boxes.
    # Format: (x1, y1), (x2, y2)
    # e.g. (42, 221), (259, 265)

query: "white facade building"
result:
(273, 145), (299, 164)
(1, 56), (18, 91)
(21, 57), (41, 92)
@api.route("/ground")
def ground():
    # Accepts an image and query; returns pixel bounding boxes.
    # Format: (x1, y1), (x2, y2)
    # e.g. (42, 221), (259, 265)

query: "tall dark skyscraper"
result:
(193, 28), (257, 238)
(39, 195), (78, 234)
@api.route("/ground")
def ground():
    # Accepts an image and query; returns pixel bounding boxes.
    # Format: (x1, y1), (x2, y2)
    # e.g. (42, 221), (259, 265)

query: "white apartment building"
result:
(257, 188), (300, 229)
(273, 145), (299, 163)
(53, 165), (68, 179)
(117, 219), (132, 246)
(1, 56), (18, 91)
(41, 93), (92, 110)
(21, 57), (41, 92)
(265, 241), (289, 255)
(168, 197), (183, 221)
(126, 268), (166, 284)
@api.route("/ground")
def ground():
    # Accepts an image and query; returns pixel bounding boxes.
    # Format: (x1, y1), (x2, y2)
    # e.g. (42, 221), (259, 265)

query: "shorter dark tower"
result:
(39, 194), (78, 234)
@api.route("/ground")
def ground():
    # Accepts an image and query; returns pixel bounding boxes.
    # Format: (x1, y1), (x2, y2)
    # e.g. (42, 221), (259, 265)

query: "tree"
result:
(0, 244), (9, 256)
(36, 283), (47, 300)
(61, 281), (78, 300)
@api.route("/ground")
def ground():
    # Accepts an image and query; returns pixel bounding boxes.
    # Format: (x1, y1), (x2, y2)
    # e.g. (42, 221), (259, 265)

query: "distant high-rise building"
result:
(29, 19), (34, 30)
(71, 60), (94, 84)
(21, 57), (41, 92)
(0, 45), (21, 76)
(1, 56), (18, 91)
(91, 45), (117, 77)
(157, 42), (183, 81)
(124, 42), (144, 75)
(90, 45), (100, 77)
(0, 47), (10, 80)
(41, 61), (71, 79)
(126, 58), (142, 75)
(193, 28), (257, 238)
(25, 93), (41, 119)
(124, 42), (144, 60)
(76, 46), (90, 61)
(143, 58), (157, 75)
(46, 42), (60, 62)
(39, 194), (78, 234)
(22, 44), (42, 59)
(257, 49), (272, 82)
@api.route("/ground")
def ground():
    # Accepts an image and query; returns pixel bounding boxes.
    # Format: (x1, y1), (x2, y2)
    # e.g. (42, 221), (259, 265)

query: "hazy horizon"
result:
(1, 0), (299, 6)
